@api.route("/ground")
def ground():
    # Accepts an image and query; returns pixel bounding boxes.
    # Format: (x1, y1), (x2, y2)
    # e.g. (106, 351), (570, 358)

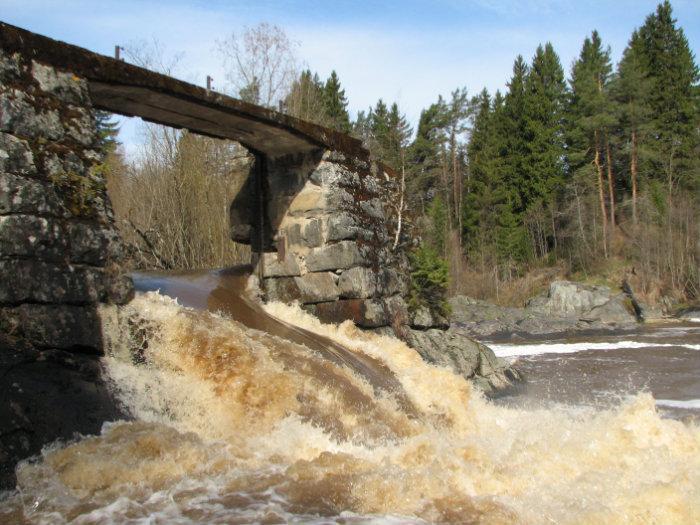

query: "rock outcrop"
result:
(404, 328), (520, 392)
(450, 280), (641, 338)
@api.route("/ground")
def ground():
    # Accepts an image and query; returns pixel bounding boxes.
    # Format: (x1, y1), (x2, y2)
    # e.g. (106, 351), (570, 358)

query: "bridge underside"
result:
(0, 21), (366, 159)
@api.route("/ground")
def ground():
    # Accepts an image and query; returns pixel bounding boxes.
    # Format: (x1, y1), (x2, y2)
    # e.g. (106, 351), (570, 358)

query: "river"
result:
(488, 323), (700, 422)
(1, 268), (698, 524)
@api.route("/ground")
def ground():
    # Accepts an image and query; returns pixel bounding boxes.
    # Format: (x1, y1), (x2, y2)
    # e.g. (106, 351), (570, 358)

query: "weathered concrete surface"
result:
(0, 21), (366, 159)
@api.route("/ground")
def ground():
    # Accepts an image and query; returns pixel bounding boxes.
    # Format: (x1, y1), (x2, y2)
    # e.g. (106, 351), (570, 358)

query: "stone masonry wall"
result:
(260, 150), (412, 333)
(0, 50), (131, 488)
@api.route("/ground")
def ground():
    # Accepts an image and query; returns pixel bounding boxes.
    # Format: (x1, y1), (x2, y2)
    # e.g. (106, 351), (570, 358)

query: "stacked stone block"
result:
(0, 52), (132, 351)
(261, 151), (410, 330)
(0, 51), (130, 488)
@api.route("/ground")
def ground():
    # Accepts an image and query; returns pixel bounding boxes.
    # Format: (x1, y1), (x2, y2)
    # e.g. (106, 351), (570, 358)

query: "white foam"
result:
(684, 317), (700, 323)
(656, 399), (700, 410)
(488, 340), (700, 358)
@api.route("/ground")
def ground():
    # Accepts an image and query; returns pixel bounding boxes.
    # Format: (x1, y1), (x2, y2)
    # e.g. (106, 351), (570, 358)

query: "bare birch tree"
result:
(216, 23), (299, 108)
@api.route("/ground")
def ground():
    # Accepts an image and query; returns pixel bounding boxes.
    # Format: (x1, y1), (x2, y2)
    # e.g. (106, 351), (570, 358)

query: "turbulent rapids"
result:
(2, 269), (700, 524)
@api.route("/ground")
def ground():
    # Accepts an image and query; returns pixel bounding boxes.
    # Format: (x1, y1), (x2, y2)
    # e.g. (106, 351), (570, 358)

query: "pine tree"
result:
(611, 30), (654, 224)
(566, 31), (615, 256)
(323, 70), (351, 133)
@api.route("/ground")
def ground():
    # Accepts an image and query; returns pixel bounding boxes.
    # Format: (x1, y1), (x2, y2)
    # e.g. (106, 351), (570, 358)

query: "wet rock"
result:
(294, 272), (340, 303)
(307, 298), (388, 328)
(0, 304), (102, 350)
(338, 266), (376, 299)
(639, 301), (665, 322)
(305, 240), (366, 272)
(405, 327), (518, 392)
(0, 332), (127, 490)
(0, 260), (115, 304)
(265, 277), (302, 303)
(262, 252), (301, 277)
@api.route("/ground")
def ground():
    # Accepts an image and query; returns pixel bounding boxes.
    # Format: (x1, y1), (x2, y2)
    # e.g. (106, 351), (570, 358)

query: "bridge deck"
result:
(0, 21), (366, 158)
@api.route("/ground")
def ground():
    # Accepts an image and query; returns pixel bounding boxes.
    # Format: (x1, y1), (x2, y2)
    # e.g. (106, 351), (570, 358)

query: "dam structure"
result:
(0, 22), (514, 488)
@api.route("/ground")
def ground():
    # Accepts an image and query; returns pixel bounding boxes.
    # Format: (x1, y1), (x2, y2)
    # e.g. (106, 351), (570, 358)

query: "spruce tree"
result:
(501, 55), (529, 215)
(384, 102), (412, 170)
(95, 110), (120, 155)
(407, 99), (447, 206)
(637, 0), (699, 192)
(284, 69), (326, 125)
(323, 70), (351, 133)
(522, 43), (567, 209)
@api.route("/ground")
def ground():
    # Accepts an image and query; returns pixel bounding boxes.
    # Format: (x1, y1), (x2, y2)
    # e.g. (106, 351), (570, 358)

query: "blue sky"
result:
(2, 0), (698, 151)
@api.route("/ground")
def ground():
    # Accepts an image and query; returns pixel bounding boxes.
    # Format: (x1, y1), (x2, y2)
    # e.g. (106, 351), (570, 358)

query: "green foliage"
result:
(636, 0), (699, 189)
(409, 244), (450, 316)
(428, 194), (448, 255)
(94, 110), (120, 155)
(48, 170), (104, 217)
(522, 43), (567, 205)
(284, 69), (326, 123)
(323, 70), (351, 133)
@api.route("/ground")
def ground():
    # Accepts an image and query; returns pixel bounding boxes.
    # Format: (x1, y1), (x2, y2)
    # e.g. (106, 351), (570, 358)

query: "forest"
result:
(104, 1), (699, 311)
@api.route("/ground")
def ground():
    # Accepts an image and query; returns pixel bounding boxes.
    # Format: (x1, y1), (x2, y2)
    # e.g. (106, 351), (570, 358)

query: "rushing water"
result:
(1, 268), (699, 524)
(489, 323), (700, 422)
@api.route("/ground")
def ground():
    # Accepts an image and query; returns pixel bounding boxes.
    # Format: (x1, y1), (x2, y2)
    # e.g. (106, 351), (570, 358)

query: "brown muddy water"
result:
(1, 267), (699, 524)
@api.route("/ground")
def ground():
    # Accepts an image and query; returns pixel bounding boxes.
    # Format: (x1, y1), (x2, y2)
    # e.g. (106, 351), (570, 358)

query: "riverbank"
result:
(448, 279), (679, 340)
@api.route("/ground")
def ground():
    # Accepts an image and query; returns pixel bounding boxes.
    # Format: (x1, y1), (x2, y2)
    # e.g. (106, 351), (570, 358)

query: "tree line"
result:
(283, 1), (698, 306)
(102, 1), (697, 308)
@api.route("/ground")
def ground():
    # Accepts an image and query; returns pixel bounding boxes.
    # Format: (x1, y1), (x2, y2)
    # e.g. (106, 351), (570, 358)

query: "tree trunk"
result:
(451, 132), (462, 248)
(392, 152), (406, 251)
(605, 132), (616, 231)
(594, 130), (608, 258)
(631, 129), (638, 225)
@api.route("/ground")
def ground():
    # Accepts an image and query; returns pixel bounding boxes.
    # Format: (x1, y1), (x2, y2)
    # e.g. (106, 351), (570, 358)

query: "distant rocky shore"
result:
(448, 280), (671, 340)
